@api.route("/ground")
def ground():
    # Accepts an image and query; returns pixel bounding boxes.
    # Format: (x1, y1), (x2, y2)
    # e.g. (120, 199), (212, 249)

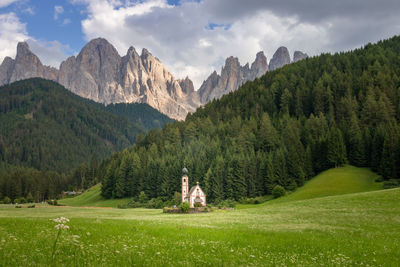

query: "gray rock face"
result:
(269, 46), (291, 71)
(293, 51), (308, 62)
(0, 42), (58, 85)
(197, 51), (268, 104)
(0, 39), (198, 120)
(0, 39), (306, 120)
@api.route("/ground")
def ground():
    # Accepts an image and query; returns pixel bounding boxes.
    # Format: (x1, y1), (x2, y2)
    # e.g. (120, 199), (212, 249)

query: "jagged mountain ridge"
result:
(198, 47), (308, 104)
(0, 38), (307, 119)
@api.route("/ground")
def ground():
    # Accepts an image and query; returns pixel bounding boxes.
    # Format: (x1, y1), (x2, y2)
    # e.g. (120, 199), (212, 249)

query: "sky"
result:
(0, 0), (400, 89)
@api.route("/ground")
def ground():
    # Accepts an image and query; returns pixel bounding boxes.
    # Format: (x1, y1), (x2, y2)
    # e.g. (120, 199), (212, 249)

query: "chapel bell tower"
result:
(182, 167), (189, 202)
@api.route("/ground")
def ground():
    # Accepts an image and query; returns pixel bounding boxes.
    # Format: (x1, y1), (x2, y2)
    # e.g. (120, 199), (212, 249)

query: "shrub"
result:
(223, 199), (236, 208)
(3, 197), (11, 204)
(126, 201), (141, 208)
(383, 179), (400, 189)
(272, 185), (286, 198)
(13, 198), (19, 204)
(28, 204), (35, 208)
(47, 200), (58, 206)
(19, 197), (26, 204)
(15, 205), (22, 208)
(194, 202), (202, 208)
(146, 198), (164, 209)
(179, 202), (190, 213)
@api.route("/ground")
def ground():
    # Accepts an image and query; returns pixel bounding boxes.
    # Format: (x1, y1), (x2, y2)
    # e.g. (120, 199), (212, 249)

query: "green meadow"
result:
(1, 166), (399, 266)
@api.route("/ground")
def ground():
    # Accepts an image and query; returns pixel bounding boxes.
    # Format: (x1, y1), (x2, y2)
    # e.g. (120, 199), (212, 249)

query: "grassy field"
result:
(1, 166), (398, 266)
(59, 184), (130, 207)
(281, 165), (382, 202)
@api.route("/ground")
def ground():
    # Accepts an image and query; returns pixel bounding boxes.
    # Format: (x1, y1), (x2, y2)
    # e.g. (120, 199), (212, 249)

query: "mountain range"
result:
(0, 38), (307, 120)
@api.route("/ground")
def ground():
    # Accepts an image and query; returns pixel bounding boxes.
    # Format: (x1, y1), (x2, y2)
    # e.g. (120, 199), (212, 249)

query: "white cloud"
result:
(0, 12), (28, 62)
(0, 0), (18, 8)
(69, 0), (400, 89)
(54, 5), (64, 20)
(74, 0), (329, 88)
(0, 12), (71, 68)
(26, 39), (72, 68)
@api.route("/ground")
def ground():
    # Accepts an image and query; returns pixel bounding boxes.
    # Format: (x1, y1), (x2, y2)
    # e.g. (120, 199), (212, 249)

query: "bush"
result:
(47, 200), (58, 206)
(28, 204), (35, 208)
(3, 197), (11, 204)
(15, 205), (22, 208)
(272, 185), (286, 198)
(13, 198), (19, 204)
(146, 198), (164, 209)
(194, 202), (202, 208)
(19, 197), (26, 204)
(222, 199), (236, 208)
(179, 202), (190, 213)
(383, 179), (400, 189)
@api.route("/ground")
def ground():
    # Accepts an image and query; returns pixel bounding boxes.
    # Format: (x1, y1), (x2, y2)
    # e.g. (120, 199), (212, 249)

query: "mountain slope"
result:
(98, 35), (400, 201)
(0, 78), (170, 172)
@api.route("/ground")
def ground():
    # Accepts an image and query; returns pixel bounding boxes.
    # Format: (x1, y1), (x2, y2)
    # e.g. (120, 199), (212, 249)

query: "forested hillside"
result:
(99, 36), (400, 203)
(0, 78), (173, 201)
(104, 103), (172, 130)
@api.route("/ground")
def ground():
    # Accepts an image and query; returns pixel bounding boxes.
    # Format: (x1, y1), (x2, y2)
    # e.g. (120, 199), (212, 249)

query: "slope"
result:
(104, 103), (172, 130)
(279, 165), (382, 202)
(59, 184), (130, 207)
(0, 78), (171, 173)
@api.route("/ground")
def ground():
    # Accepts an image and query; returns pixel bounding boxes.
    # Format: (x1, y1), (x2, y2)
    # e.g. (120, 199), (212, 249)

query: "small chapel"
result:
(181, 167), (206, 208)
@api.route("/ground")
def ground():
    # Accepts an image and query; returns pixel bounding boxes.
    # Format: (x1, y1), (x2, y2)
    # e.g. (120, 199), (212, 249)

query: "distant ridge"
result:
(0, 39), (307, 120)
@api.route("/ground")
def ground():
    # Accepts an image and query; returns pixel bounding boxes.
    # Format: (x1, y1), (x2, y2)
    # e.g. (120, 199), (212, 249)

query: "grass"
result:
(281, 165), (382, 202)
(59, 184), (130, 207)
(0, 166), (398, 266)
(1, 188), (399, 266)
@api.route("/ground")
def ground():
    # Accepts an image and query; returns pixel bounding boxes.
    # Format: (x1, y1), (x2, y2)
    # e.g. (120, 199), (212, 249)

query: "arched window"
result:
(183, 179), (186, 182)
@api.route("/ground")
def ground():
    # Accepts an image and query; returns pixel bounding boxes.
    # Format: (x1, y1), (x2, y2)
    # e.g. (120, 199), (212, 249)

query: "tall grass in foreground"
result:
(1, 188), (399, 266)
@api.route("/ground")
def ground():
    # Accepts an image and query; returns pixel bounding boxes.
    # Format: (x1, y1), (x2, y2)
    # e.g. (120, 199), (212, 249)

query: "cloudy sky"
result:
(0, 0), (400, 88)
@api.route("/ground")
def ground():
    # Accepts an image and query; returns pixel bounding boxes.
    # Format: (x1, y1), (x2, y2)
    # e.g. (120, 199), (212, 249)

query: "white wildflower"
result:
(53, 217), (69, 224)
(54, 223), (69, 230)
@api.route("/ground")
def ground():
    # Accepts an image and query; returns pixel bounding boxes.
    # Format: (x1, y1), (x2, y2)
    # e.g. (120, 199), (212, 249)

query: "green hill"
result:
(0, 78), (171, 172)
(59, 184), (130, 207)
(281, 165), (383, 201)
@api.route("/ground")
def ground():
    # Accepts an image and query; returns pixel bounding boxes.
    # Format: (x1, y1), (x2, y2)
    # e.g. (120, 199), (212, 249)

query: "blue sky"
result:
(1, 0), (400, 89)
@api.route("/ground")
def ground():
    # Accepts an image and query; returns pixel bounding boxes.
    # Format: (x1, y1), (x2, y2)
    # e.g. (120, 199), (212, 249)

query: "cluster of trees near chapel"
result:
(99, 36), (400, 203)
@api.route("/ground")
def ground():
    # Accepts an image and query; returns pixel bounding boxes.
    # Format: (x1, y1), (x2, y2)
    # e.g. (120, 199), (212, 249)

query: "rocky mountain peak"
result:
(293, 51), (308, 62)
(179, 76), (195, 94)
(16, 42), (31, 57)
(269, 46), (291, 71)
(250, 51), (268, 79)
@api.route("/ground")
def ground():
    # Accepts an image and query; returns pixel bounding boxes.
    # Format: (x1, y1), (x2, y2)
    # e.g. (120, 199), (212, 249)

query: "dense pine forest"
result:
(0, 78), (172, 201)
(99, 36), (400, 203)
